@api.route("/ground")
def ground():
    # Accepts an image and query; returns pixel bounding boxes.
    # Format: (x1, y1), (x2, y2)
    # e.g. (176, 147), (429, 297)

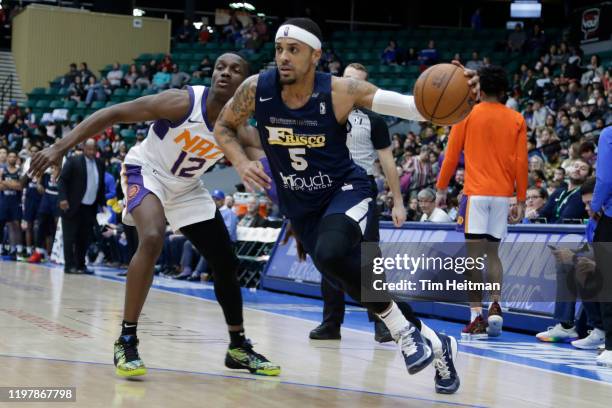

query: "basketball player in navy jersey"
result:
(29, 53), (280, 378)
(215, 18), (479, 394)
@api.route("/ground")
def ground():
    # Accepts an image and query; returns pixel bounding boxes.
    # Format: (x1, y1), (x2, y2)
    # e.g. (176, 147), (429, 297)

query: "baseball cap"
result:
(212, 189), (225, 200)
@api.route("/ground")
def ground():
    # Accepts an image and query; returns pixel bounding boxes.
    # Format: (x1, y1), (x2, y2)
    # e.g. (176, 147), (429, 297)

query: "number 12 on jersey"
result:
(170, 151), (207, 177)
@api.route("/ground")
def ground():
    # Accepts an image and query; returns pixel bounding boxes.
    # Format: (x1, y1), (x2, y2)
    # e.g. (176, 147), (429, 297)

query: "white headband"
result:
(275, 24), (322, 50)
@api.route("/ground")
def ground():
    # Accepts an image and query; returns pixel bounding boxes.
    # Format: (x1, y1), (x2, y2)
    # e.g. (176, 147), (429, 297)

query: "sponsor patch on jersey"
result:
(265, 126), (326, 148)
(127, 185), (140, 200)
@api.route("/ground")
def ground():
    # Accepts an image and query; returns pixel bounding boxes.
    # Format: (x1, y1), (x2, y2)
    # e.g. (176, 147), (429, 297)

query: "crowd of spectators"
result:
(1, 20), (610, 280)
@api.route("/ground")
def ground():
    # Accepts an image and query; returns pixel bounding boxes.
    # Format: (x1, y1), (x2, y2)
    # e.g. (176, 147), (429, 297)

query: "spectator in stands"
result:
(537, 160), (590, 223)
(254, 17), (269, 42)
(147, 59), (159, 78)
(465, 51), (484, 71)
(160, 54), (173, 72)
(418, 40), (438, 67)
(520, 69), (536, 97)
(152, 66), (171, 90)
(581, 55), (604, 86)
(404, 48), (418, 65)
(470, 8), (482, 31)
(526, 24), (547, 53)
(124, 64), (139, 88)
(239, 196), (267, 227)
(197, 20), (211, 45)
(68, 75), (86, 102)
(4, 100), (19, 120)
(580, 141), (597, 167)
(85, 77), (111, 105)
(536, 177), (599, 345)
(381, 40), (398, 65)
(524, 187), (549, 223)
(403, 146), (433, 192)
(134, 64), (151, 89)
(170, 64), (190, 89)
(107, 62), (124, 88)
(532, 99), (550, 128)
(176, 18), (195, 43)
(79, 62), (95, 83)
(418, 188), (451, 222)
(194, 56), (213, 78)
(507, 24), (527, 52)
(62, 63), (79, 87)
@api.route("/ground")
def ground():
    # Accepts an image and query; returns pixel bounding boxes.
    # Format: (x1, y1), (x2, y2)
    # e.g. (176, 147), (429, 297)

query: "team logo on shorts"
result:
(127, 185), (140, 201)
(457, 215), (464, 225)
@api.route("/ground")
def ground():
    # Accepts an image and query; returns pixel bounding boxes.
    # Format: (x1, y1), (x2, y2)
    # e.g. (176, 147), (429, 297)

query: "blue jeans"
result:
(180, 241), (208, 276)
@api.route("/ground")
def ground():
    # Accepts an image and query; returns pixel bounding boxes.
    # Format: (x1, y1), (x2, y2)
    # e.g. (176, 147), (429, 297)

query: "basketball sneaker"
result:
(225, 339), (281, 376)
(536, 323), (579, 343)
(487, 302), (503, 337)
(114, 335), (147, 377)
(596, 350), (612, 368)
(397, 325), (434, 375)
(461, 315), (488, 340)
(433, 333), (460, 394)
(571, 328), (605, 350)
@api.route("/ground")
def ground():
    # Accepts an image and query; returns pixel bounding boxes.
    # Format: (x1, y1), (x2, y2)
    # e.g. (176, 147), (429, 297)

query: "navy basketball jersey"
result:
(2, 167), (21, 198)
(255, 69), (365, 218)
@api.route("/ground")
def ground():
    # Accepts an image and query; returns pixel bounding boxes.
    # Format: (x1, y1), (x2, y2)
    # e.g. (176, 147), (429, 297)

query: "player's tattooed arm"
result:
(214, 75), (271, 191)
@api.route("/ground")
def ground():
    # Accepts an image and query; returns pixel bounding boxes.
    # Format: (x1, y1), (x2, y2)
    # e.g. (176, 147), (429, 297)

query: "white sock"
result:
(37, 248), (47, 256)
(420, 322), (443, 356)
(16, 245), (23, 253)
(470, 309), (481, 322)
(26, 246), (32, 255)
(378, 302), (410, 338)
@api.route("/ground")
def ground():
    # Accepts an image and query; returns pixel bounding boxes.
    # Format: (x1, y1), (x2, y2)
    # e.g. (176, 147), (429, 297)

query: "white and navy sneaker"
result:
(433, 333), (460, 394)
(397, 325), (434, 375)
(596, 350), (612, 368)
(571, 328), (605, 350)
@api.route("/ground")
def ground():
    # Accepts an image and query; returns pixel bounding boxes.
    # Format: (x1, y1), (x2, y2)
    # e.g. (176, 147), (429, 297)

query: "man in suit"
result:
(57, 139), (105, 274)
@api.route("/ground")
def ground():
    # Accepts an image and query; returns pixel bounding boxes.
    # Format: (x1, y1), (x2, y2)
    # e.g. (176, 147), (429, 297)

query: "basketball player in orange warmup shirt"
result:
(436, 65), (528, 339)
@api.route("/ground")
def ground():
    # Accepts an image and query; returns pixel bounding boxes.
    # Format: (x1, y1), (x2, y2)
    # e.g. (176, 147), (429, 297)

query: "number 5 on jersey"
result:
(289, 148), (307, 171)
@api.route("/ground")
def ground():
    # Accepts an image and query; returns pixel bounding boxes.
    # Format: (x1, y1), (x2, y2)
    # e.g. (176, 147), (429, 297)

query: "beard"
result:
(279, 75), (297, 85)
(569, 176), (585, 186)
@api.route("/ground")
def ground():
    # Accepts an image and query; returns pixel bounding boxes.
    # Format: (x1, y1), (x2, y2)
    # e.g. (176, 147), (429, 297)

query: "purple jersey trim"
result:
(152, 119), (170, 139)
(124, 165), (152, 214)
(200, 86), (214, 132)
(170, 85), (195, 128)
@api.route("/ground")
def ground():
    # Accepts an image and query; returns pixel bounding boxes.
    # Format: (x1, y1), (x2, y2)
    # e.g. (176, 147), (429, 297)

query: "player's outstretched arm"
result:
(214, 75), (271, 191)
(336, 61), (479, 122)
(29, 89), (190, 178)
(334, 76), (425, 121)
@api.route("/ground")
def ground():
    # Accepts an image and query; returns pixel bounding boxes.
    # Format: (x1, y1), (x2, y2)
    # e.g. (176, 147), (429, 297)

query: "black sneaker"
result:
(309, 322), (341, 340)
(225, 339), (280, 376)
(114, 335), (147, 377)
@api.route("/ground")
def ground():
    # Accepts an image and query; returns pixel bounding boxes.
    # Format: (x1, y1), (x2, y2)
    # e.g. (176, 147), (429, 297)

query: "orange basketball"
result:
(413, 63), (475, 126)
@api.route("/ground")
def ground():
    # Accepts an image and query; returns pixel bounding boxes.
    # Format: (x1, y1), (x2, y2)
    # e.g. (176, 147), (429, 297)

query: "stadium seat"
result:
(73, 101), (88, 116)
(111, 88), (127, 102)
(90, 101), (106, 111)
(126, 88), (142, 99)
(49, 100), (63, 109)
(35, 100), (50, 111)
(62, 100), (76, 110)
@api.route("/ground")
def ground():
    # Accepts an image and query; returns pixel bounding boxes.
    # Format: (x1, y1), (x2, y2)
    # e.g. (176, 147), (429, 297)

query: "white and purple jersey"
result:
(124, 85), (224, 182)
(121, 86), (223, 230)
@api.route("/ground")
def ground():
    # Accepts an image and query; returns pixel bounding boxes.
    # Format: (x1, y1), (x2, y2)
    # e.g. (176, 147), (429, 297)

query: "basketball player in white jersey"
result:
(29, 53), (280, 378)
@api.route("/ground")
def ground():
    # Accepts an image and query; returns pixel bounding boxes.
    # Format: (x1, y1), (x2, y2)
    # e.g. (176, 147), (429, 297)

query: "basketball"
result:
(413, 63), (474, 126)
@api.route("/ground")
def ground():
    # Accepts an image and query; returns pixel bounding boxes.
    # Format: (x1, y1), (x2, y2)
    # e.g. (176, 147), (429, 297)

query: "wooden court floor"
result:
(0, 262), (611, 408)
